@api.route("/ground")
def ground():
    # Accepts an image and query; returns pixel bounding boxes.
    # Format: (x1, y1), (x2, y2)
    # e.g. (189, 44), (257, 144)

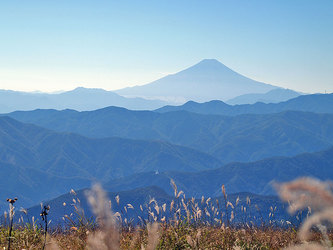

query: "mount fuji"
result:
(115, 59), (279, 102)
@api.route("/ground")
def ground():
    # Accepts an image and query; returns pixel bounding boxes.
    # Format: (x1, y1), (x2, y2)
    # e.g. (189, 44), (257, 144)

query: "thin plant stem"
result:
(7, 198), (17, 250)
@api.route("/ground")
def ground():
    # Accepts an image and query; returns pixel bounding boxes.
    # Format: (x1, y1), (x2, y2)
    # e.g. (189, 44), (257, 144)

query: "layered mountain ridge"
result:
(0, 59), (330, 217)
(0, 87), (168, 113)
(157, 93), (333, 115)
(6, 106), (333, 163)
(0, 116), (221, 207)
(104, 146), (333, 197)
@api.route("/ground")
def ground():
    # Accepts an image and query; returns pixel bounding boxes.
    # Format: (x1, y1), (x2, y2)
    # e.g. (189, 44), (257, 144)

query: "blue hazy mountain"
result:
(226, 88), (301, 105)
(157, 93), (333, 115)
(0, 116), (221, 207)
(0, 87), (168, 113)
(6, 108), (333, 163)
(103, 146), (333, 198)
(115, 59), (278, 102)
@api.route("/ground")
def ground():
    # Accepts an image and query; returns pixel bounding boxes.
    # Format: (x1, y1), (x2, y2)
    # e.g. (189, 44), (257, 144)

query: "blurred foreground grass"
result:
(1, 177), (333, 249)
(0, 224), (305, 249)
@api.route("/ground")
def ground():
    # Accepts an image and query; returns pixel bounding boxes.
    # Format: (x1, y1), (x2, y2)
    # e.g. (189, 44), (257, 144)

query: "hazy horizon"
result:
(0, 58), (329, 95)
(1, 1), (332, 93)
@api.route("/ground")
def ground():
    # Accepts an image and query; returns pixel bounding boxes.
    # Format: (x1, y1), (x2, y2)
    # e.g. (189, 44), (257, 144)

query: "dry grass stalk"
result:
(170, 179), (178, 198)
(45, 236), (60, 250)
(284, 242), (328, 250)
(276, 177), (333, 249)
(144, 222), (160, 250)
(85, 184), (119, 250)
(186, 230), (201, 249)
(277, 177), (333, 214)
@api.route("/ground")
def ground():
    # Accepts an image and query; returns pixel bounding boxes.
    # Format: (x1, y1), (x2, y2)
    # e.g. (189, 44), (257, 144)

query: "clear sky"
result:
(0, 0), (332, 93)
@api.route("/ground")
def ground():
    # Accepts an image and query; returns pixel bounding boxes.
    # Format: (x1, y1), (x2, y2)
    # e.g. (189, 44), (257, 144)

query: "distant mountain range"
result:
(103, 146), (333, 197)
(157, 93), (333, 115)
(1, 111), (332, 209)
(0, 87), (168, 113)
(0, 116), (221, 207)
(2, 108), (333, 207)
(14, 146), (333, 225)
(226, 89), (301, 105)
(6, 107), (333, 163)
(115, 59), (279, 102)
(1, 58), (331, 226)
(0, 59), (304, 113)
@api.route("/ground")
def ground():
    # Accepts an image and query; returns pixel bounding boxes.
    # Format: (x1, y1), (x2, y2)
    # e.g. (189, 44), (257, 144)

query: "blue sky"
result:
(0, 0), (332, 93)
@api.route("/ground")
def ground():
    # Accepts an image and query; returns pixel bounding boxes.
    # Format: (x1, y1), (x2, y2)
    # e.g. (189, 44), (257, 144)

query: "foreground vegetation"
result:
(1, 177), (332, 249)
(1, 222), (333, 249)
(0, 225), (301, 249)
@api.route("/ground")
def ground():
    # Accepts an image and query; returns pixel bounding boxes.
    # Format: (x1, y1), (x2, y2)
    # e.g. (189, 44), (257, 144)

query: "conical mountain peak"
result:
(198, 58), (221, 64)
(193, 58), (227, 68)
(116, 59), (278, 102)
(183, 58), (234, 74)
